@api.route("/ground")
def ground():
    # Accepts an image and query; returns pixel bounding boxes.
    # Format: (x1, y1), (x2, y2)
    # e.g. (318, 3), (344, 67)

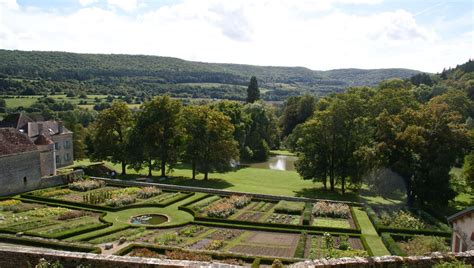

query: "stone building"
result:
(0, 113), (74, 167)
(0, 128), (43, 194)
(448, 206), (474, 253)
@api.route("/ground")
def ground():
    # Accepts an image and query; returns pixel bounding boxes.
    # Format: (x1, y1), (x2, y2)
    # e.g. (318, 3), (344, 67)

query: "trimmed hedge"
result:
(80, 226), (133, 242)
(0, 234), (101, 253)
(251, 258), (261, 268)
(114, 243), (298, 265)
(179, 194), (214, 207)
(350, 206), (362, 231)
(365, 206), (451, 237)
(302, 203), (312, 226)
(27, 222), (111, 240)
(360, 235), (374, 257)
(194, 220), (362, 238)
(194, 216), (361, 234)
(294, 232), (307, 258)
(381, 233), (406, 256)
(20, 191), (194, 212)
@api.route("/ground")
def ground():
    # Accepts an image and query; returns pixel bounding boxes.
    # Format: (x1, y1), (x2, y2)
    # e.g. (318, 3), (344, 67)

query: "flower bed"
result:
(68, 179), (105, 191)
(205, 195), (251, 218)
(312, 201), (350, 219)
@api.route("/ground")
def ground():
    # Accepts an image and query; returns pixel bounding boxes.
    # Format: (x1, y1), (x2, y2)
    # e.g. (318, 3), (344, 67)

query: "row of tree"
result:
(88, 95), (279, 179)
(291, 80), (472, 206)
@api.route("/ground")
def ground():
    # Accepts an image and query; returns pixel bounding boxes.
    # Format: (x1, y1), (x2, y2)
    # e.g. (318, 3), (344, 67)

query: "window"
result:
(56, 155), (61, 164)
(64, 140), (71, 149)
(54, 142), (59, 150)
(65, 153), (71, 161)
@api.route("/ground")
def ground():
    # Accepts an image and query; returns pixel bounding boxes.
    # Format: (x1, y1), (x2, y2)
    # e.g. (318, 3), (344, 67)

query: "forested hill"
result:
(0, 49), (420, 101)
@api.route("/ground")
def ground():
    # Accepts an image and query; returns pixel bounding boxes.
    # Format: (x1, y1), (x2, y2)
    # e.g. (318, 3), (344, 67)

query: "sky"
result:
(0, 0), (472, 72)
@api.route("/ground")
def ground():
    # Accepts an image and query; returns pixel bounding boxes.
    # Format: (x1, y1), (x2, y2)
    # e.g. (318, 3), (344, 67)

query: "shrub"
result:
(83, 190), (112, 204)
(105, 194), (136, 207)
(112, 187), (141, 196)
(136, 187), (161, 199)
(380, 210), (426, 229)
(36, 189), (72, 198)
(228, 195), (251, 209)
(57, 210), (88, 220)
(313, 202), (350, 219)
(274, 200), (305, 214)
(25, 207), (71, 217)
(178, 225), (203, 237)
(398, 235), (449, 255)
(207, 201), (235, 218)
(3, 202), (45, 213)
(0, 199), (22, 210)
(68, 180), (105, 191)
(204, 240), (224, 250)
(205, 195), (251, 218)
(272, 259), (283, 268)
(338, 235), (349, 250)
(165, 250), (212, 262)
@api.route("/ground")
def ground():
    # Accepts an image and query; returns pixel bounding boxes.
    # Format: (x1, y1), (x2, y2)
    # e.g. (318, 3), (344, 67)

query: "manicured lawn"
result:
(352, 207), (390, 256)
(74, 160), (404, 206)
(312, 217), (351, 229)
(270, 150), (296, 156)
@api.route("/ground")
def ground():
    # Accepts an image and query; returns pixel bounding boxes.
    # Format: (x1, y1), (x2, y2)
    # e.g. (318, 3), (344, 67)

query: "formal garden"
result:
(0, 178), (453, 266)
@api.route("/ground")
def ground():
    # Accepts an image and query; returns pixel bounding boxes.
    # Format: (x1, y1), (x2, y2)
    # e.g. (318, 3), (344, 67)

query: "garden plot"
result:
(395, 235), (450, 256)
(0, 199), (104, 238)
(127, 247), (252, 266)
(31, 179), (185, 208)
(228, 231), (300, 258)
(311, 201), (355, 229)
(307, 234), (368, 259)
(370, 206), (450, 232)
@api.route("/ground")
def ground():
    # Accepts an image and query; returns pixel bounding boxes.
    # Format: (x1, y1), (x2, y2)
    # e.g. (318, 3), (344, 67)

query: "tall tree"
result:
(242, 102), (280, 161)
(129, 96), (183, 177)
(211, 100), (251, 159)
(376, 101), (469, 206)
(183, 106), (238, 180)
(90, 101), (133, 175)
(280, 95), (316, 138)
(246, 76), (260, 103)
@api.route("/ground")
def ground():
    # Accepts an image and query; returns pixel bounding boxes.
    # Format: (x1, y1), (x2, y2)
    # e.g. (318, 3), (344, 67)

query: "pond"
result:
(246, 155), (297, 171)
(130, 214), (168, 225)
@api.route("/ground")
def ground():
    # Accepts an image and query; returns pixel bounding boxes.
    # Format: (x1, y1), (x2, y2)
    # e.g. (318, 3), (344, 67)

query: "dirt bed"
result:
(244, 231), (300, 247)
(229, 244), (294, 258)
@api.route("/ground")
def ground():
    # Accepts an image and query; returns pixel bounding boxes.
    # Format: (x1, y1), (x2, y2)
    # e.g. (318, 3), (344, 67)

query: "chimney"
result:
(38, 123), (43, 135)
(58, 121), (64, 134)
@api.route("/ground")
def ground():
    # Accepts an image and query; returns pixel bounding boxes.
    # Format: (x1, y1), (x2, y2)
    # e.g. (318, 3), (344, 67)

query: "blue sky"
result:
(1, 0), (473, 72)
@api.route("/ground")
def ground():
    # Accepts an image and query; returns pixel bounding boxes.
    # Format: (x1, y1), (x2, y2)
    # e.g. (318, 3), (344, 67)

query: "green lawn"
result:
(352, 207), (390, 256)
(312, 217), (351, 229)
(74, 159), (406, 205)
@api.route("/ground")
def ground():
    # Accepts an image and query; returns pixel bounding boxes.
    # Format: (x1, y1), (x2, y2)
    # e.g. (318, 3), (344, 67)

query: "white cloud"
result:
(0, 0), (472, 72)
(107, 0), (138, 12)
(78, 0), (98, 6)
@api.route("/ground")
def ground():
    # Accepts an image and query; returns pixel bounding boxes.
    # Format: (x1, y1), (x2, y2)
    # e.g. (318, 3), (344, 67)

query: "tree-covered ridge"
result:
(0, 49), (420, 100)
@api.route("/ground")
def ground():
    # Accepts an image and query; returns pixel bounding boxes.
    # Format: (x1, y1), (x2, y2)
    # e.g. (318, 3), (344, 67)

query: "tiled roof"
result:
(0, 113), (33, 130)
(0, 128), (38, 156)
(34, 134), (54, 145)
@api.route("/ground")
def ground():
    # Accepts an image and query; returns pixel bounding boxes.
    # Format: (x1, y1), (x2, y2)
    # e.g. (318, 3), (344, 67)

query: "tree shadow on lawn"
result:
(294, 188), (359, 202)
(294, 187), (405, 205)
(116, 173), (234, 190)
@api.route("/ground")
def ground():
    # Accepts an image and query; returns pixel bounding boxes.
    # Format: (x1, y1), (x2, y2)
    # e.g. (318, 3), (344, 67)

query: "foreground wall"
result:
(0, 246), (472, 268)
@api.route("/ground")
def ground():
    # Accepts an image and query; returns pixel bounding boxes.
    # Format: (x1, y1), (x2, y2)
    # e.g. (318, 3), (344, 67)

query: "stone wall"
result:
(290, 251), (474, 267)
(0, 246), (234, 268)
(37, 143), (55, 177)
(52, 133), (74, 168)
(0, 150), (42, 196)
(91, 177), (360, 205)
(0, 245), (472, 268)
(0, 169), (83, 197)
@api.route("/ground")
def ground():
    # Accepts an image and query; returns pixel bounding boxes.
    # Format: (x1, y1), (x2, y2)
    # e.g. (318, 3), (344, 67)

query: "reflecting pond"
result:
(130, 214), (168, 225)
(246, 155), (297, 171)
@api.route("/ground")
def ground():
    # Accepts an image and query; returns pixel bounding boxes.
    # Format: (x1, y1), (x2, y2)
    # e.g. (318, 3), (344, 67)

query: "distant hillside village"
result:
(0, 113), (73, 195)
